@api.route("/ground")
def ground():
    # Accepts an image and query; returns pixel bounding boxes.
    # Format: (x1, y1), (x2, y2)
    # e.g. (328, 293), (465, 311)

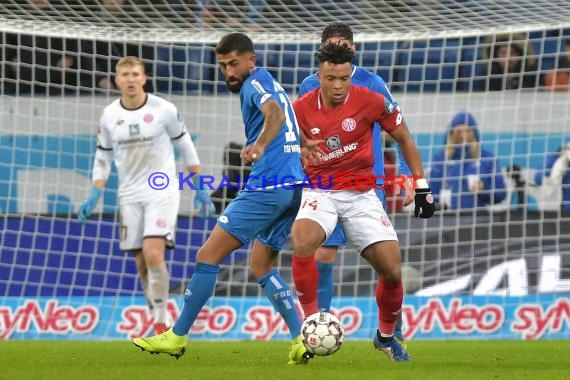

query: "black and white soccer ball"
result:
(301, 311), (344, 356)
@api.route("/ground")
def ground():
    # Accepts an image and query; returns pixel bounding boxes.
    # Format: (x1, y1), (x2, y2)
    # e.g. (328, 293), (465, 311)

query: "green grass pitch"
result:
(1, 340), (568, 380)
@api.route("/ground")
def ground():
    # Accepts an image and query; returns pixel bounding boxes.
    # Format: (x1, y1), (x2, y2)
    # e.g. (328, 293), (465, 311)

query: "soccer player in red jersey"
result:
(291, 42), (435, 361)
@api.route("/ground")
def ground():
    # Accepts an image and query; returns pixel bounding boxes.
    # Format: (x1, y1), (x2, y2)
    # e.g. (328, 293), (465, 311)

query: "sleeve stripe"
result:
(171, 131), (186, 141)
(97, 145), (113, 151)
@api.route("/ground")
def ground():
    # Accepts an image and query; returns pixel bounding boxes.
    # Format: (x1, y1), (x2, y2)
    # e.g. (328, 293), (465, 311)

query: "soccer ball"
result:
(301, 311), (344, 356)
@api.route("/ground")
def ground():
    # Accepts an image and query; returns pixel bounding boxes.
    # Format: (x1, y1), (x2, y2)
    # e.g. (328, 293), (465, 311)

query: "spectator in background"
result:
(479, 33), (539, 91)
(2, 32), (115, 95)
(534, 143), (570, 212)
(429, 111), (507, 210)
(543, 39), (570, 92)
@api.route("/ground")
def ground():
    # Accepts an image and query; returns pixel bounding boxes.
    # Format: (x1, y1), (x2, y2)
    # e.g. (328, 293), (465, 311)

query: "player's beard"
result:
(226, 76), (243, 93)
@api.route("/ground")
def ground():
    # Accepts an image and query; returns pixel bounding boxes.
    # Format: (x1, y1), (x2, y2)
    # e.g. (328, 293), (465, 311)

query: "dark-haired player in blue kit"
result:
(134, 32), (319, 365)
(298, 22), (413, 344)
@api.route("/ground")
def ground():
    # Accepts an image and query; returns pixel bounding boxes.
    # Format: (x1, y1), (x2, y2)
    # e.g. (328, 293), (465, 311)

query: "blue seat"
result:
(278, 43), (318, 94)
(155, 44), (215, 94)
(395, 38), (461, 92)
(357, 41), (396, 83)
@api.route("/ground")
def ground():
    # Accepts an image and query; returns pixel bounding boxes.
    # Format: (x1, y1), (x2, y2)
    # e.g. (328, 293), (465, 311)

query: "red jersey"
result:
(293, 85), (403, 191)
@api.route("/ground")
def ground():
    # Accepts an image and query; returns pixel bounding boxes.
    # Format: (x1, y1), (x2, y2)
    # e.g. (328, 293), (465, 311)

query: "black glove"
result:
(414, 188), (436, 218)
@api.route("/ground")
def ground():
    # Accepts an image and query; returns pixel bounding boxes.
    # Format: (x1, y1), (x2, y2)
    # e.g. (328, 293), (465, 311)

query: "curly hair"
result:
(215, 33), (254, 55)
(315, 42), (355, 65)
(321, 22), (353, 44)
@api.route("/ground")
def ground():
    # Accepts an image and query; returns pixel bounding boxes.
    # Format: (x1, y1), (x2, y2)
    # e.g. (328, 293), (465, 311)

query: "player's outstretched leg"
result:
(288, 335), (314, 365)
(133, 327), (187, 359)
(373, 330), (410, 362)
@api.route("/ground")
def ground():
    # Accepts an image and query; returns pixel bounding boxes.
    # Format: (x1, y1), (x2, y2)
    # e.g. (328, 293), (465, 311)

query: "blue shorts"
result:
(322, 188), (387, 247)
(218, 188), (301, 252)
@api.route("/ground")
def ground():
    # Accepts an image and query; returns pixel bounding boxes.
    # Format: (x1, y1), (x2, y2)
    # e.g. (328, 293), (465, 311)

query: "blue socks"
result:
(173, 262), (220, 336)
(258, 269), (302, 338)
(317, 262), (334, 312)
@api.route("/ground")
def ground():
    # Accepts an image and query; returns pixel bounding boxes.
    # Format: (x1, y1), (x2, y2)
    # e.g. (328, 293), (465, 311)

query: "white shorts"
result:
(295, 189), (398, 253)
(119, 194), (179, 251)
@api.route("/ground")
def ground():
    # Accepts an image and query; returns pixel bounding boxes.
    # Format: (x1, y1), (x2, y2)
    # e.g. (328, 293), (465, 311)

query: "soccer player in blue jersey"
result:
(133, 33), (316, 365)
(298, 22), (413, 343)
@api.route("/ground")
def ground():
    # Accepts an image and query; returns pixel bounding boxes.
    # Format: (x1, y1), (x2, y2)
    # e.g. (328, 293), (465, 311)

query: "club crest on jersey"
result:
(144, 113), (154, 123)
(129, 123), (140, 136)
(341, 118), (356, 132)
(384, 98), (396, 114)
(325, 135), (341, 150)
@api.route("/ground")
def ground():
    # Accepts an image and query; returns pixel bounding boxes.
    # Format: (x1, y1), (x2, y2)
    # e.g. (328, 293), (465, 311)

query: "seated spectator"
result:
(3, 33), (49, 95)
(477, 33), (539, 91)
(534, 143), (570, 211)
(543, 38), (570, 92)
(429, 111), (507, 210)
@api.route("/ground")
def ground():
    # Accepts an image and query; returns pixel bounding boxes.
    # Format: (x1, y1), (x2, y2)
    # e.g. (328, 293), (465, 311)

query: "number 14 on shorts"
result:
(301, 199), (319, 210)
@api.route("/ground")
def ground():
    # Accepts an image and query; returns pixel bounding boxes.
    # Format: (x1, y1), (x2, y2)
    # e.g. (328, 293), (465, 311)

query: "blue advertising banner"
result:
(1, 295), (568, 341)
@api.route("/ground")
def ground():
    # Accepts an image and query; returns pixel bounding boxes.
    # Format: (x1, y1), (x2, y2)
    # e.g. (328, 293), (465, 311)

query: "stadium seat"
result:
(278, 43), (318, 94)
(357, 41), (396, 83)
(395, 38), (461, 92)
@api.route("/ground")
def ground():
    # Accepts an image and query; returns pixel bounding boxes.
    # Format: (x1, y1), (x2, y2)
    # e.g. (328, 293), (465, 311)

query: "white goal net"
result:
(1, 1), (569, 341)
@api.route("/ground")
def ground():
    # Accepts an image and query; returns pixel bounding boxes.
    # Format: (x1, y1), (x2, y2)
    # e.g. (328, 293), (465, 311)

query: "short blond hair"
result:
(115, 56), (146, 74)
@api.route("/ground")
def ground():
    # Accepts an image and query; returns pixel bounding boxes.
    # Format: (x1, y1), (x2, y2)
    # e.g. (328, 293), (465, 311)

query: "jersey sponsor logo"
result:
(318, 142), (358, 162)
(341, 118), (357, 132)
(384, 98), (396, 114)
(310, 127), (320, 135)
(143, 113), (154, 123)
(325, 135), (341, 150)
(128, 123), (140, 136)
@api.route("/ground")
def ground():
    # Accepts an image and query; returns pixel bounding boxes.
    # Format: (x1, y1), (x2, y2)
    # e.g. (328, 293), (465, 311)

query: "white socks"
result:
(147, 262), (170, 324)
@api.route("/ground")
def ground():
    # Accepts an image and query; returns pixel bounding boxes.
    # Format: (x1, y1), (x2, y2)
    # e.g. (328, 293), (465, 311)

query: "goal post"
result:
(1, 1), (570, 341)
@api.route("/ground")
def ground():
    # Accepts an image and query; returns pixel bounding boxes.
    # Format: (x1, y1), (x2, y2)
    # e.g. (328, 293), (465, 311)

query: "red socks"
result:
(376, 277), (403, 336)
(292, 255), (318, 317)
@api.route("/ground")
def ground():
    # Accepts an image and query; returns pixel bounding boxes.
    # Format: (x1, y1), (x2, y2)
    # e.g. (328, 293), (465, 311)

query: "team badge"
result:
(156, 218), (167, 228)
(325, 135), (341, 150)
(144, 113), (154, 123)
(384, 98), (396, 114)
(380, 215), (392, 227)
(341, 118), (356, 132)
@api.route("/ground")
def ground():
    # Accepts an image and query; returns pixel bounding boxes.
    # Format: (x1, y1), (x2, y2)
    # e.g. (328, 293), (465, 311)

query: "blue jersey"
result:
(299, 65), (410, 183)
(240, 67), (304, 189)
